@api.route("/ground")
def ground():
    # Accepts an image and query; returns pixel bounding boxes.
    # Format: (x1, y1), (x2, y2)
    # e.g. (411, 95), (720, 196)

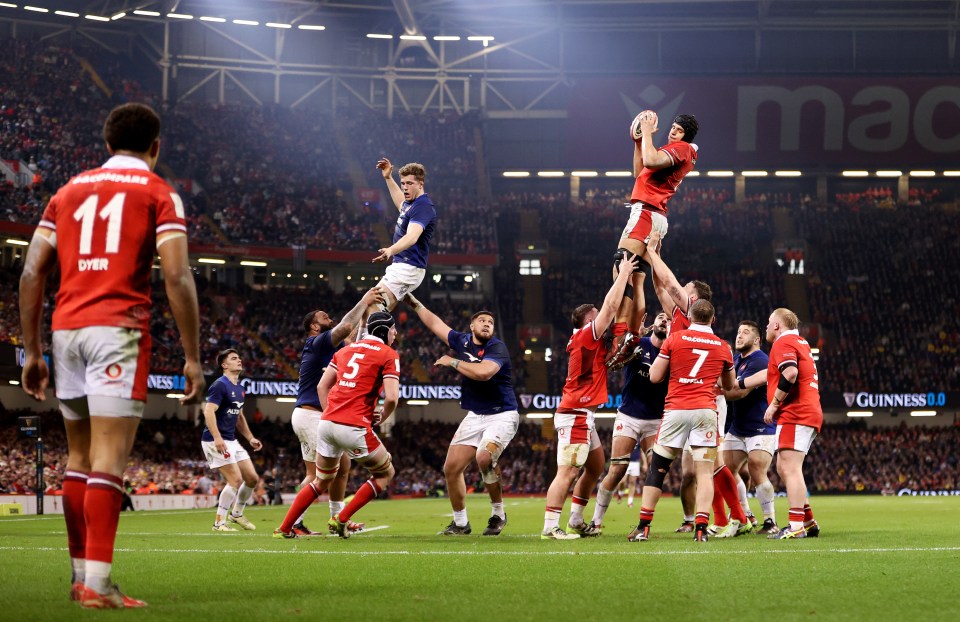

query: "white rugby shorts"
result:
(291, 407), (321, 461)
(378, 262), (426, 301)
(53, 326), (150, 419)
(723, 432), (776, 456)
(657, 408), (719, 451)
(625, 461), (642, 477)
(316, 419), (383, 460)
(202, 438), (250, 469)
(775, 423), (818, 455)
(450, 410), (519, 462)
(612, 412), (661, 443)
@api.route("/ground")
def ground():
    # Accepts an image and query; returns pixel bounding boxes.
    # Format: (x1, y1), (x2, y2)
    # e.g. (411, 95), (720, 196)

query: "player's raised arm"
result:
(330, 287), (384, 345)
(645, 232), (684, 315)
(18, 227), (58, 400)
(158, 233), (204, 404)
(594, 253), (639, 335)
(377, 157), (406, 212)
(404, 293), (454, 342)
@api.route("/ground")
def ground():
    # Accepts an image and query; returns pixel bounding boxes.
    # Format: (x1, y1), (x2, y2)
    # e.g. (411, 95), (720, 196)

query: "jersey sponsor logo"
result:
(465, 353), (481, 363)
(680, 334), (722, 346)
(105, 364), (123, 379)
(71, 172), (149, 186)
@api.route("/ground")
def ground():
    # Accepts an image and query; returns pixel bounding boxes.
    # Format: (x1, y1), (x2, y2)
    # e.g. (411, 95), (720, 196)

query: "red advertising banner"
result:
(566, 77), (960, 168)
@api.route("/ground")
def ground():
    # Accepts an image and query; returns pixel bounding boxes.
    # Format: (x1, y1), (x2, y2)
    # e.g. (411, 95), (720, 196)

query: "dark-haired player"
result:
(202, 349), (262, 533)
(405, 294), (519, 536)
(541, 255), (639, 540)
(19, 103), (203, 608)
(274, 312), (401, 539)
(608, 113), (700, 369)
(627, 299), (735, 543)
(288, 287), (382, 535)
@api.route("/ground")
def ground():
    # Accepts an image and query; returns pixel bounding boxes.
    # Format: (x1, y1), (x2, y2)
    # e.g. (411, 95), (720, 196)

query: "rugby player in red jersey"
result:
(274, 312), (400, 539)
(19, 103), (203, 608)
(541, 254), (639, 540)
(627, 299), (735, 542)
(607, 113), (699, 369)
(745, 308), (823, 539)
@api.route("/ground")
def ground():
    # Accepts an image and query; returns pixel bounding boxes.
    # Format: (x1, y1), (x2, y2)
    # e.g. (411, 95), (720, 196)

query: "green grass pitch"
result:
(2, 495), (959, 621)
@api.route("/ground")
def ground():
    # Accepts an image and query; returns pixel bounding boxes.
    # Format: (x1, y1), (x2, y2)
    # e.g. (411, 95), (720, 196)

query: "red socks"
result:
(804, 504), (815, 522)
(339, 480), (382, 522)
(84, 473), (123, 564)
(638, 507), (655, 524)
(711, 487), (729, 527)
(713, 465), (748, 523)
(63, 471), (88, 561)
(280, 482), (322, 532)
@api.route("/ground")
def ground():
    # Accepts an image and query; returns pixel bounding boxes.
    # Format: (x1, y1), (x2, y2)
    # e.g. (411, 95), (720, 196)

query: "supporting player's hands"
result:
(376, 158), (394, 179)
(373, 247), (394, 263)
(637, 314), (653, 336)
(248, 438), (263, 452)
(180, 359), (206, 405)
(20, 354), (49, 401)
(403, 292), (423, 311)
(372, 405), (384, 426)
(645, 231), (663, 256)
(618, 253), (640, 278)
(362, 286), (385, 307)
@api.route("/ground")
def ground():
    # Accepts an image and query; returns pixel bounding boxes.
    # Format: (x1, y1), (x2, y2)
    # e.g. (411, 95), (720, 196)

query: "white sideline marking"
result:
(3, 545), (959, 556)
(38, 525), (393, 538)
(0, 509), (215, 522)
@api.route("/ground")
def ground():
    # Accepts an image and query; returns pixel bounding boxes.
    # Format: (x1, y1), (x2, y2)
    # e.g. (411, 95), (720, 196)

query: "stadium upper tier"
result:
(2, 41), (957, 395)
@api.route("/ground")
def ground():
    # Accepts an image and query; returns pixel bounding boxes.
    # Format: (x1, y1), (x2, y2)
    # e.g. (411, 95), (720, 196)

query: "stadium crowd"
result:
(3, 410), (957, 497)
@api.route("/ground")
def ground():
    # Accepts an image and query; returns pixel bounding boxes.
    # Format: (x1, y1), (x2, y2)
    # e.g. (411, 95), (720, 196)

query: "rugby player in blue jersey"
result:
(368, 158), (437, 317)
(721, 320), (778, 534)
(201, 349), (262, 532)
(289, 287), (383, 535)
(405, 293), (519, 536)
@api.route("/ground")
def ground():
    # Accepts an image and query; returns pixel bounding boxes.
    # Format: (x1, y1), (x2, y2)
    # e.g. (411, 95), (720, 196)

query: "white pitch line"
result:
(37, 525), (394, 538)
(2, 545), (959, 557)
(1, 508), (217, 522)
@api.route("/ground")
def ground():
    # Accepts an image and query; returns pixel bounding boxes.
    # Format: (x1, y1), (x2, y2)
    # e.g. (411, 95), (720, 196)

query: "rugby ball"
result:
(630, 110), (658, 140)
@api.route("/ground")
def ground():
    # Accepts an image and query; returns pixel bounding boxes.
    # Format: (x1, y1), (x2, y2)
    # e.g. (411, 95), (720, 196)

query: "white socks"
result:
(592, 488), (614, 525)
(232, 482), (254, 516)
(757, 481), (776, 521)
(216, 484), (237, 523)
(490, 502), (505, 519)
(453, 509), (469, 527)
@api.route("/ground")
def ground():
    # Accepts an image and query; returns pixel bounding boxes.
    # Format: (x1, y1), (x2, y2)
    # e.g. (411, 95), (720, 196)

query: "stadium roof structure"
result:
(2, 1), (958, 115)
